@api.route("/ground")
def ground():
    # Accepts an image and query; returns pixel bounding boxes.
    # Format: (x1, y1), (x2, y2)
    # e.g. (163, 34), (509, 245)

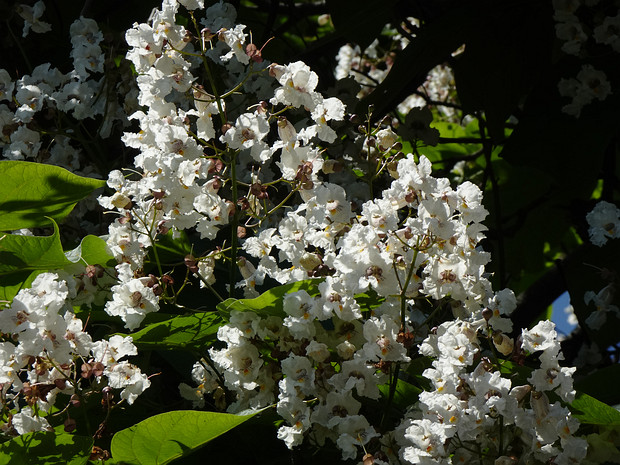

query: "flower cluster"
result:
(333, 20), (458, 118)
(558, 65), (611, 119)
(396, 319), (585, 464)
(553, 0), (616, 117)
(0, 273), (149, 436)
(0, 16), (134, 169)
(0, 1), (595, 463)
(582, 200), (620, 331)
(88, 1), (588, 462)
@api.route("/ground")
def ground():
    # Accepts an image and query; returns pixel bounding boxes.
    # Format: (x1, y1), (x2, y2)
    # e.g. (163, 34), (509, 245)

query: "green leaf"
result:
(0, 221), (70, 276)
(0, 160), (105, 231)
(570, 392), (620, 426)
(217, 279), (322, 319)
(123, 312), (223, 350)
(0, 431), (93, 465)
(0, 270), (37, 302)
(64, 235), (115, 267)
(110, 410), (261, 465)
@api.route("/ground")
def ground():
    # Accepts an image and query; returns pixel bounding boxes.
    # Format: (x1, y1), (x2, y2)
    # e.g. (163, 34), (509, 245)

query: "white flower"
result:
(91, 335), (138, 367)
(17, 1), (51, 38)
(328, 358), (382, 399)
(218, 25), (249, 64)
(201, 1), (237, 31)
(12, 407), (51, 435)
(335, 415), (379, 460)
(106, 361), (151, 405)
(280, 355), (315, 396)
(0, 69), (15, 102)
(362, 315), (410, 362)
(276, 396), (311, 448)
(521, 320), (558, 354)
(555, 19), (587, 55)
(586, 200), (620, 246)
(105, 276), (160, 330)
(593, 14), (620, 52)
(270, 61), (321, 110)
(221, 112), (271, 162)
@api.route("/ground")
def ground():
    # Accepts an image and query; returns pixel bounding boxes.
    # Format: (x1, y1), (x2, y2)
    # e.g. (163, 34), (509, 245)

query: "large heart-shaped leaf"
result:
(0, 160), (105, 231)
(110, 410), (262, 465)
(0, 221), (69, 276)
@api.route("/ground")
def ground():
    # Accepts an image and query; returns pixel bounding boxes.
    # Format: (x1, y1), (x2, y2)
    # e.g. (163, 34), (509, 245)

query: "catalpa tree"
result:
(0, 0), (618, 464)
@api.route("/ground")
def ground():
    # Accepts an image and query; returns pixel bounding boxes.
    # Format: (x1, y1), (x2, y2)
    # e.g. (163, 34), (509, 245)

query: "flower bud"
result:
(337, 341), (356, 360)
(221, 122), (232, 134)
(363, 453), (374, 465)
(64, 418), (77, 433)
(277, 117), (296, 143)
(530, 390), (550, 421)
(493, 333), (514, 356)
(110, 192), (132, 210)
(299, 252), (322, 271)
(54, 378), (67, 390)
(185, 255), (199, 273)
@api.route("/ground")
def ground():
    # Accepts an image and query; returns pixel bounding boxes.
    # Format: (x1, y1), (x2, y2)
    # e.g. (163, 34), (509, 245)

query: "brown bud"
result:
(322, 159), (343, 174)
(92, 362), (105, 377)
(64, 417), (77, 433)
(221, 122), (233, 134)
(54, 378), (67, 390)
(184, 255), (199, 273)
(349, 114), (362, 124)
(81, 363), (92, 378)
(363, 453), (374, 465)
(102, 386), (114, 404)
(397, 329), (415, 349)
(246, 43), (263, 63)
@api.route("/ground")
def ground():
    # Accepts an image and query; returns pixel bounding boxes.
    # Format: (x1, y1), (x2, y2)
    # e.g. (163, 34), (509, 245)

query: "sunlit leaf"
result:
(110, 410), (262, 465)
(0, 221), (69, 276)
(122, 312), (223, 350)
(570, 392), (620, 426)
(0, 431), (93, 465)
(0, 160), (105, 231)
